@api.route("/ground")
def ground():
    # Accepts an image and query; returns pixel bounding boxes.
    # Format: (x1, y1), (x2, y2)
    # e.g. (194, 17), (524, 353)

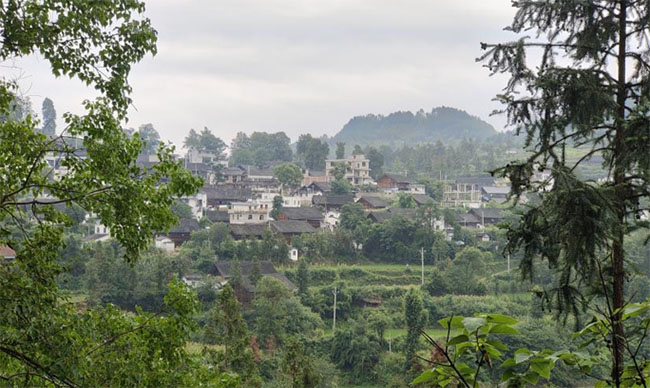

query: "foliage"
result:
(363, 146), (384, 179)
(184, 127), (227, 158)
(138, 123), (161, 155)
(206, 285), (261, 386)
(330, 322), (382, 382)
(41, 97), (56, 136)
(253, 277), (323, 347)
(335, 142), (345, 159)
(404, 288), (426, 372)
(270, 195), (283, 220)
(296, 134), (329, 171)
(333, 107), (497, 148)
(330, 178), (353, 195)
(297, 258), (310, 297)
(478, 0), (650, 382)
(273, 162), (303, 191)
(230, 131), (292, 168)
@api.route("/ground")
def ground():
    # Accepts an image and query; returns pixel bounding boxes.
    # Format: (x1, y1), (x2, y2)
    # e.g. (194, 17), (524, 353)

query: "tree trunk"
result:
(611, 1), (628, 385)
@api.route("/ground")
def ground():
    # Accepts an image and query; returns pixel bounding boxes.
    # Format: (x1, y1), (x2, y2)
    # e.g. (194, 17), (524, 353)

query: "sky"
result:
(11, 0), (518, 147)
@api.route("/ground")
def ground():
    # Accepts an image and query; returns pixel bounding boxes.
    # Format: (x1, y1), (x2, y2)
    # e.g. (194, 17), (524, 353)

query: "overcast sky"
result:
(12, 0), (517, 147)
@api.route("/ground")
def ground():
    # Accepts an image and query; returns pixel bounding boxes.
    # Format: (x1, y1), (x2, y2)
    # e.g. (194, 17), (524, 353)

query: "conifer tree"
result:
(296, 258), (309, 297)
(212, 285), (260, 385)
(404, 288), (425, 373)
(480, 1), (650, 383)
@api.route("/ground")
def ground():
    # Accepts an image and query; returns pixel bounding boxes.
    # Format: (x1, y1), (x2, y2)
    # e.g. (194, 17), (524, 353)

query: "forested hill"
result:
(332, 107), (498, 147)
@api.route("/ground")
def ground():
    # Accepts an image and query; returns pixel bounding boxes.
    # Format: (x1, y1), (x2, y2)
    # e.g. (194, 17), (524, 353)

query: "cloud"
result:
(12, 0), (517, 147)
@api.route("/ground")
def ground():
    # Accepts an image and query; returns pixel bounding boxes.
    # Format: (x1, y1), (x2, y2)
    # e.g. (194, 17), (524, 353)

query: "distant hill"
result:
(331, 107), (498, 147)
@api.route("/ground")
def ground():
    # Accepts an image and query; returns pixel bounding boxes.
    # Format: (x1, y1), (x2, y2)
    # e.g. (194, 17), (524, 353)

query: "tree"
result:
(184, 128), (201, 149)
(330, 178), (353, 195)
(41, 97), (56, 136)
(296, 134), (329, 171)
(280, 338), (322, 388)
(138, 123), (161, 154)
(0, 2), (215, 384)
(396, 192), (416, 208)
(199, 127), (226, 157)
(332, 162), (348, 181)
(364, 146), (384, 179)
(270, 195), (283, 220)
(296, 258), (309, 297)
(208, 285), (260, 385)
(273, 162), (303, 192)
(352, 144), (363, 155)
(339, 203), (367, 231)
(249, 260), (263, 287)
(404, 288), (425, 372)
(231, 132), (292, 168)
(335, 142), (345, 159)
(478, 1), (650, 383)
(253, 277), (322, 347)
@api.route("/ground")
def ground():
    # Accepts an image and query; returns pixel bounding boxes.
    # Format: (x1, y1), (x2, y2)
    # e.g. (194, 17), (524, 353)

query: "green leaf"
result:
(462, 317), (486, 332)
(448, 334), (470, 346)
(483, 313), (518, 325)
(438, 316), (465, 329)
(411, 370), (435, 385)
(522, 371), (540, 385)
(489, 324), (520, 335)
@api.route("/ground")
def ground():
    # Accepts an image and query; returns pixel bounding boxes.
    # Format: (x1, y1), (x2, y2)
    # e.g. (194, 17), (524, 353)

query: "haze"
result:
(11, 0), (516, 146)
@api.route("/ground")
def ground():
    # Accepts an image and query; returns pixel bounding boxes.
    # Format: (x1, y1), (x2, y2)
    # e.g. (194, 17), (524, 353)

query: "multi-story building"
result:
(442, 176), (495, 208)
(228, 199), (271, 224)
(325, 154), (373, 186)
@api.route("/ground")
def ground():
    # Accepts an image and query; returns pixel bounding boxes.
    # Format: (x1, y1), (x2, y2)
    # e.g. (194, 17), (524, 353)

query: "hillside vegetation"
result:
(332, 107), (498, 148)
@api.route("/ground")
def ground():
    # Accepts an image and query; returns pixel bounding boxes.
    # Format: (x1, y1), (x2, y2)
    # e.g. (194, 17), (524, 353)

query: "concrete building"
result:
(325, 154), (373, 186)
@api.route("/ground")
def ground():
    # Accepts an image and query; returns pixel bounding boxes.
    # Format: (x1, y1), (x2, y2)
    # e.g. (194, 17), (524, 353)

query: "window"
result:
(260, 215), (264, 220)
(248, 215), (253, 220)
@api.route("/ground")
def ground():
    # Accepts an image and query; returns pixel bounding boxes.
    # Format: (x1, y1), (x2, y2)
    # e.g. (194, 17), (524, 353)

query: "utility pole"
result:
(421, 247), (425, 286)
(332, 287), (338, 331)
(507, 253), (511, 273)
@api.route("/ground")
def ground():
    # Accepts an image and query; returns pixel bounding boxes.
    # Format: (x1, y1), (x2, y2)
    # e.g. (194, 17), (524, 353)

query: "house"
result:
(277, 207), (324, 228)
(214, 260), (297, 303)
(325, 154), (373, 186)
(260, 192), (301, 208)
(180, 191), (208, 220)
(228, 200), (271, 224)
(312, 194), (356, 210)
(357, 296), (382, 308)
(481, 186), (510, 203)
(468, 208), (504, 226)
(0, 245), (16, 261)
(412, 194), (435, 207)
(294, 182), (332, 206)
(222, 167), (246, 184)
(228, 224), (268, 240)
(185, 147), (226, 166)
(357, 195), (389, 210)
(302, 169), (328, 186)
(477, 232), (491, 243)
(241, 166), (275, 181)
(376, 173), (425, 194)
(183, 162), (216, 185)
(155, 236), (176, 252)
(165, 218), (200, 247)
(443, 175), (496, 208)
(366, 208), (418, 223)
(181, 274), (206, 288)
(203, 209), (230, 223)
(459, 212), (482, 228)
(271, 220), (317, 243)
(202, 185), (253, 208)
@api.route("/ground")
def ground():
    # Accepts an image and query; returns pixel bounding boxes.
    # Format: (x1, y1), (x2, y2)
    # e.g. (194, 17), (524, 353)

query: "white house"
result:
(325, 154), (373, 186)
(155, 236), (176, 252)
(228, 200), (271, 224)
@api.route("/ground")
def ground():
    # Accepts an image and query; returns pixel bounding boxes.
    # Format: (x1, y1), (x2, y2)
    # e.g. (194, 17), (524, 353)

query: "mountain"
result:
(331, 107), (498, 147)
